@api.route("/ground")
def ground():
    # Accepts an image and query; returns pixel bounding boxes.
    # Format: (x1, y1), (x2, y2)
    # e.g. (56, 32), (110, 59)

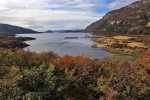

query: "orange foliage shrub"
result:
(53, 55), (100, 80)
(0, 49), (150, 99)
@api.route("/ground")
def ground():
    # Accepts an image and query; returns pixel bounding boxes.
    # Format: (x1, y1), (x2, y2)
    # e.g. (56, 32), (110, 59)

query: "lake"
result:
(17, 32), (110, 59)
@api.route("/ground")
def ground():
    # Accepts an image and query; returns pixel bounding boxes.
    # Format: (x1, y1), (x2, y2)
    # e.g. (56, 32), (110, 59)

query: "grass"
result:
(93, 35), (150, 56)
(110, 53), (138, 60)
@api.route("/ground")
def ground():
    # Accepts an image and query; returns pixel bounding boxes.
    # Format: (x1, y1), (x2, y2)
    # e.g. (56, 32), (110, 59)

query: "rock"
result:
(146, 22), (150, 27)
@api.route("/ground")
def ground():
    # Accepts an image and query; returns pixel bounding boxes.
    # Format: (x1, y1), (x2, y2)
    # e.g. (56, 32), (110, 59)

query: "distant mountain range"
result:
(85, 0), (150, 35)
(0, 23), (84, 34)
(46, 30), (83, 33)
(0, 23), (39, 34)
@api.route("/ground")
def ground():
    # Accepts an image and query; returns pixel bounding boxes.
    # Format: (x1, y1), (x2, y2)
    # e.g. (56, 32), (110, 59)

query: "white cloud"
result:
(0, 0), (138, 31)
(0, 9), (103, 31)
(108, 0), (139, 9)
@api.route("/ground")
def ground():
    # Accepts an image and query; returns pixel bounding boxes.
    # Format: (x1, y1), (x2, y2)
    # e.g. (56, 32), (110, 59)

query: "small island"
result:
(64, 37), (78, 39)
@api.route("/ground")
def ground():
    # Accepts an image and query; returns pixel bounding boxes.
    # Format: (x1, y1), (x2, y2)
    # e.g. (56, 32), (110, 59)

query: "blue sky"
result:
(0, 0), (138, 31)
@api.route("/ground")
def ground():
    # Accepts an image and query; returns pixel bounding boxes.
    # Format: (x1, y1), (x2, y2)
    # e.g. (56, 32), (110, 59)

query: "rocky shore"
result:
(0, 32), (35, 49)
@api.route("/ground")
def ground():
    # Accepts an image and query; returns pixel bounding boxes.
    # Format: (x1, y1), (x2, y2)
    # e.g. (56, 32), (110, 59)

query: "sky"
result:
(0, 0), (139, 31)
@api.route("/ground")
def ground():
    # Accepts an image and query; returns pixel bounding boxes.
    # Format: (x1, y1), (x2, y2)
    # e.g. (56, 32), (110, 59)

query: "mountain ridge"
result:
(0, 23), (39, 34)
(46, 29), (83, 33)
(85, 0), (150, 35)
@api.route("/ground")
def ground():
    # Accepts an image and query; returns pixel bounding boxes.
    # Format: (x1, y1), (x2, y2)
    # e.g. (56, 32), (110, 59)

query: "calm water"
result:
(17, 32), (110, 59)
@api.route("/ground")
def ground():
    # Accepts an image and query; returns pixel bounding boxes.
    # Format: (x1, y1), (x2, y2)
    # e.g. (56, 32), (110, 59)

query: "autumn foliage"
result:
(0, 49), (150, 100)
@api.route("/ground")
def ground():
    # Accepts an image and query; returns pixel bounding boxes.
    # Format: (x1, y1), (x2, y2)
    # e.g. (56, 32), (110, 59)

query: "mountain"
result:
(46, 30), (52, 33)
(46, 30), (83, 33)
(64, 30), (83, 33)
(0, 23), (39, 34)
(85, 0), (150, 35)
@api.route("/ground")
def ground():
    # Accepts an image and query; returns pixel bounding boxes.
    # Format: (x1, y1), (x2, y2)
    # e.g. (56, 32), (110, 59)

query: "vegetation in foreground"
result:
(0, 32), (149, 99)
(0, 49), (149, 100)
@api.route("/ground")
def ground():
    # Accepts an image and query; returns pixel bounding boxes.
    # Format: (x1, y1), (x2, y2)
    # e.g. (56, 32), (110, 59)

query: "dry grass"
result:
(128, 42), (148, 48)
(96, 44), (107, 48)
(97, 37), (115, 45)
(113, 36), (133, 40)
(93, 35), (150, 55)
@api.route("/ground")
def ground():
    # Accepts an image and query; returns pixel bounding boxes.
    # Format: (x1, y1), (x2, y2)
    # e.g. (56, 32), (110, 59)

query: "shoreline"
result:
(0, 32), (36, 49)
(91, 35), (150, 59)
(93, 44), (138, 60)
(12, 33), (148, 60)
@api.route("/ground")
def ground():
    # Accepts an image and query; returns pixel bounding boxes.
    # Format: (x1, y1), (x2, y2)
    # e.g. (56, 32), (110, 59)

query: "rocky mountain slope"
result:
(0, 23), (39, 34)
(85, 0), (150, 35)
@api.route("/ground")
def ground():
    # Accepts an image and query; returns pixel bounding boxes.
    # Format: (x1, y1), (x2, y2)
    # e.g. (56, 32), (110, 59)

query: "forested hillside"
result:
(85, 0), (150, 35)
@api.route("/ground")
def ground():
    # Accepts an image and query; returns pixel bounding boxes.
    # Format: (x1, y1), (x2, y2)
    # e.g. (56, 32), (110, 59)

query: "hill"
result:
(46, 30), (83, 33)
(0, 23), (39, 34)
(85, 0), (150, 35)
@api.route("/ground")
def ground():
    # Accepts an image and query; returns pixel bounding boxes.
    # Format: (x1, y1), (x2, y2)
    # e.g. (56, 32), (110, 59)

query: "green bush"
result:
(110, 43), (128, 48)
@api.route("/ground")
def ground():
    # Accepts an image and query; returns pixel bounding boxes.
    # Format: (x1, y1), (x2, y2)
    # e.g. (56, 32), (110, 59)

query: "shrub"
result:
(110, 43), (128, 48)
(0, 49), (149, 99)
